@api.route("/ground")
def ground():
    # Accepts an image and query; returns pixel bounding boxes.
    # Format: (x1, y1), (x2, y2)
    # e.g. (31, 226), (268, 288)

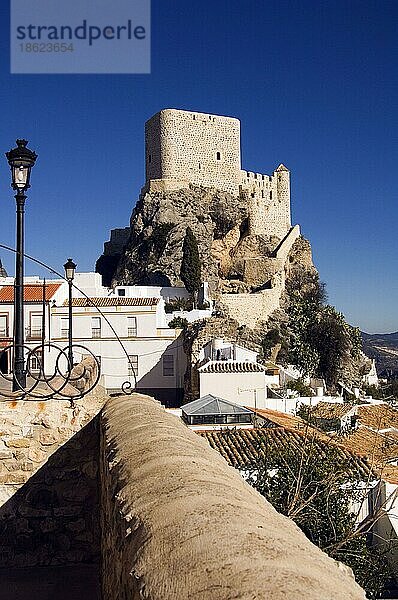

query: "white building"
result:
(197, 339), (279, 409)
(0, 273), (188, 406)
(363, 359), (379, 387)
(0, 277), (66, 376)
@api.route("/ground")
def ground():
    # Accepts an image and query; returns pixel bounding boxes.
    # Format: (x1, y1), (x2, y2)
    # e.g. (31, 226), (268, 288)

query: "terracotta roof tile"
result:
(199, 428), (373, 479)
(335, 426), (398, 483)
(63, 297), (160, 307)
(310, 402), (354, 420)
(357, 404), (398, 430)
(198, 361), (265, 374)
(338, 427), (398, 464)
(248, 407), (334, 443)
(0, 283), (61, 303)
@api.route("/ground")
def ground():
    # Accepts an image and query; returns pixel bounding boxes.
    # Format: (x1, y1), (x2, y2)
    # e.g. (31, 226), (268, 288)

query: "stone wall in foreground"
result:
(0, 387), (107, 567)
(100, 393), (366, 600)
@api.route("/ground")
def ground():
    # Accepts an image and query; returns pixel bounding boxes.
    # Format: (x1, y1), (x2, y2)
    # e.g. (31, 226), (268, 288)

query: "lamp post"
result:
(64, 258), (76, 369)
(6, 140), (37, 391)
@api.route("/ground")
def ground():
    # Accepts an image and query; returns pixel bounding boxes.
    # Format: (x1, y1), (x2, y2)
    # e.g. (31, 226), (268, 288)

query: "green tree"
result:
(168, 316), (189, 330)
(289, 379), (314, 398)
(282, 267), (362, 388)
(287, 294), (320, 376)
(312, 306), (362, 386)
(246, 433), (394, 598)
(180, 227), (202, 307)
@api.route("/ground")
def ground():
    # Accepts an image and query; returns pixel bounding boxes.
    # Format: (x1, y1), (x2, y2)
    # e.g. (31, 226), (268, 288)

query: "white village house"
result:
(0, 272), (192, 405)
(197, 338), (279, 409)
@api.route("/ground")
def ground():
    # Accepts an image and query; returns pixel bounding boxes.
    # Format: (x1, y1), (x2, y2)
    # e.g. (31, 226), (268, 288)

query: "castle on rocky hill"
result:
(99, 108), (310, 330)
(144, 109), (291, 240)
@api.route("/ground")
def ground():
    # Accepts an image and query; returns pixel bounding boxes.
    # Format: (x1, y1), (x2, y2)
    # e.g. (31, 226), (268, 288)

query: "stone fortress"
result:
(144, 109), (292, 240)
(101, 108), (308, 329)
(143, 108), (303, 328)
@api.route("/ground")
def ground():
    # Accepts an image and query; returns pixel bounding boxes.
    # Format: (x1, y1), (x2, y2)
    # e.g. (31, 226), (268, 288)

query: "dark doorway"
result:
(0, 349), (9, 374)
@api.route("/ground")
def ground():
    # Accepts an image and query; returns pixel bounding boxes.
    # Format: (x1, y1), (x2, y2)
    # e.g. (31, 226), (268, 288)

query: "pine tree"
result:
(180, 227), (201, 307)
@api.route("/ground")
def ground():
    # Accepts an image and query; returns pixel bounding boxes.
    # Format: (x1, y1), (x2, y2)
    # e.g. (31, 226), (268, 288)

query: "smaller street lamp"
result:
(64, 258), (76, 369)
(6, 139), (37, 391)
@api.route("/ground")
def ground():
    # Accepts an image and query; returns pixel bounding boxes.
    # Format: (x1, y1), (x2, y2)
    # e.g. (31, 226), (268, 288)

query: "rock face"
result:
(109, 186), (250, 289)
(101, 186), (313, 299)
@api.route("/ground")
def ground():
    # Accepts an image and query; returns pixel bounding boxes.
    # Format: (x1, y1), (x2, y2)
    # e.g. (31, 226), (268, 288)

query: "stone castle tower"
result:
(144, 108), (291, 240)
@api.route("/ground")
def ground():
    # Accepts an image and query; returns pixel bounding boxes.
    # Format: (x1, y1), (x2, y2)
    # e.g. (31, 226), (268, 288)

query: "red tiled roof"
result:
(248, 407), (332, 441)
(200, 428), (373, 479)
(0, 283), (61, 303)
(357, 404), (398, 430)
(62, 297), (160, 307)
(338, 426), (398, 484)
(198, 361), (265, 373)
(310, 402), (354, 419)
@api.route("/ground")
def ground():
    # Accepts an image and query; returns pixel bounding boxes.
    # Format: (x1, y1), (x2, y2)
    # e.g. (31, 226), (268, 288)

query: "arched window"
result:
(216, 152), (221, 161)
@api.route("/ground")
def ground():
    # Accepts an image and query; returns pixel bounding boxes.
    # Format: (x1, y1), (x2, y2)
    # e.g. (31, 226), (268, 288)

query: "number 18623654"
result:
(19, 43), (74, 52)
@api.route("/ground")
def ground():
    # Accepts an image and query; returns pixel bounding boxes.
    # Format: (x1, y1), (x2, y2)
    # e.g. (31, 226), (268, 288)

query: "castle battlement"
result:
(144, 109), (291, 240)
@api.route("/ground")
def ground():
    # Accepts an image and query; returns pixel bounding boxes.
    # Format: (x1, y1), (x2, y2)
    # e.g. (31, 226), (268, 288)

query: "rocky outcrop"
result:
(108, 185), (308, 295)
(112, 186), (250, 289)
(101, 185), (318, 370)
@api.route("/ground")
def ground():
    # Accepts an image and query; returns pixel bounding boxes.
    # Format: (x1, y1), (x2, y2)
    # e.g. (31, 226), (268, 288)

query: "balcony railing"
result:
(25, 327), (43, 340)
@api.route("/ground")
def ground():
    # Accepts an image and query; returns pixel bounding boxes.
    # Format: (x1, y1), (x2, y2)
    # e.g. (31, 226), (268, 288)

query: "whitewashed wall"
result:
(199, 371), (267, 408)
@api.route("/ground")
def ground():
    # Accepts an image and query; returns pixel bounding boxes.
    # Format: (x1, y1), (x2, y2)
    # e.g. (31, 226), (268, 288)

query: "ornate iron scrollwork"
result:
(0, 343), (100, 400)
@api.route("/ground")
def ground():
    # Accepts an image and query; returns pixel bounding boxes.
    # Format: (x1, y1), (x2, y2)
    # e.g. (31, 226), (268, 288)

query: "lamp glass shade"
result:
(12, 164), (30, 189)
(64, 258), (76, 281)
(6, 140), (37, 192)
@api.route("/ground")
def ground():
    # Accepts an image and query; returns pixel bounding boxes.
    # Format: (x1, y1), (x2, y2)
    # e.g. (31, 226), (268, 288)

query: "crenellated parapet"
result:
(241, 164), (291, 239)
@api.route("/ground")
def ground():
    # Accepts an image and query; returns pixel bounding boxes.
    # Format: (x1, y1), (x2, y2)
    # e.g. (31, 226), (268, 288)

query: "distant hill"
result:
(362, 331), (398, 376)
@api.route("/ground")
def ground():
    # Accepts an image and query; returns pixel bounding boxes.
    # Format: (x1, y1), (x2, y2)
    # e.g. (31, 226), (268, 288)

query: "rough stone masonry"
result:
(0, 387), (107, 568)
(144, 108), (291, 239)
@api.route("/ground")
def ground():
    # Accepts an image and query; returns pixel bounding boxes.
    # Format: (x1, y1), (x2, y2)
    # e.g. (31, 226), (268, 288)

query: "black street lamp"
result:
(64, 258), (76, 369)
(6, 140), (37, 391)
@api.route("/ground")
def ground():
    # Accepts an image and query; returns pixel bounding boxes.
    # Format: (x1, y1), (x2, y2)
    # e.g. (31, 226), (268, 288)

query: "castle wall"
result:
(274, 224), (301, 262)
(243, 165), (291, 239)
(221, 285), (283, 329)
(103, 227), (130, 257)
(145, 109), (241, 195)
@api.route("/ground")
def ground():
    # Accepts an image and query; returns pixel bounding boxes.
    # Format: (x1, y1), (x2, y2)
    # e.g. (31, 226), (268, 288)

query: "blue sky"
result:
(0, 0), (397, 333)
